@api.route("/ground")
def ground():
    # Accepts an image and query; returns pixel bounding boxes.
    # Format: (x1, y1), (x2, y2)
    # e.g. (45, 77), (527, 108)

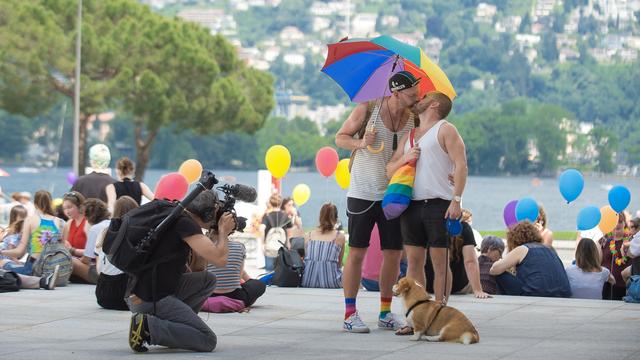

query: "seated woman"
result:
(205, 230), (266, 309)
(0, 190), (66, 288)
(536, 205), (554, 247)
(301, 203), (344, 289)
(61, 191), (90, 261)
(599, 212), (631, 300)
(477, 235), (505, 295)
(105, 157), (154, 210)
(425, 221), (489, 298)
(70, 199), (111, 284)
(0, 204), (59, 290)
(95, 196), (138, 310)
(566, 238), (615, 299)
(0, 205), (28, 262)
(490, 222), (571, 297)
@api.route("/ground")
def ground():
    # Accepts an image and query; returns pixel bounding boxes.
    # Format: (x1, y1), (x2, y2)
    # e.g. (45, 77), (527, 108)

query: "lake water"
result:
(0, 166), (638, 231)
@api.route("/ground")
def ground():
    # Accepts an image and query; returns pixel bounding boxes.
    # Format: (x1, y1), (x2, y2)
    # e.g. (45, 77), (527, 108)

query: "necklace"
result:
(606, 231), (630, 266)
(385, 99), (402, 150)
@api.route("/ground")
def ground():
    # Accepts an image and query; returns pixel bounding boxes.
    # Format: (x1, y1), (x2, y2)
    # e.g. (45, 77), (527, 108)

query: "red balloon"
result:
(315, 146), (339, 177)
(155, 172), (189, 201)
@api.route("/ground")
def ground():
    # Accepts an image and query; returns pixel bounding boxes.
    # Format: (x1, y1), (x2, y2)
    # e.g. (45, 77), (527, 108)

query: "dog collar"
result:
(405, 299), (431, 318)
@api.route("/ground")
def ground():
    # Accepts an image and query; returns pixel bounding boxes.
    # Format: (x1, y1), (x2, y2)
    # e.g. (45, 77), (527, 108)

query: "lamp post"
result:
(72, 0), (82, 175)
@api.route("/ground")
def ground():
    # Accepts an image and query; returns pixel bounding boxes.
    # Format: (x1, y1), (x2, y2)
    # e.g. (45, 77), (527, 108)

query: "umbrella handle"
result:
(367, 142), (384, 154)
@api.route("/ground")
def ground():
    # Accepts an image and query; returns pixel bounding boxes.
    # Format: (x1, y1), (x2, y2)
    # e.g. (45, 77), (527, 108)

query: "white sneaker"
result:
(343, 312), (370, 333)
(41, 265), (60, 290)
(377, 312), (405, 330)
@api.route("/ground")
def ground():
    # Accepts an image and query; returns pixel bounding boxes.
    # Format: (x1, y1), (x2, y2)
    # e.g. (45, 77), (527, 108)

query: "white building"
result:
(474, 3), (497, 23)
(351, 13), (378, 37)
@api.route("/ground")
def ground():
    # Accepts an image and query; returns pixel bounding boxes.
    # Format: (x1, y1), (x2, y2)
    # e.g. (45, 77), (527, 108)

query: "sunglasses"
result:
(63, 192), (80, 200)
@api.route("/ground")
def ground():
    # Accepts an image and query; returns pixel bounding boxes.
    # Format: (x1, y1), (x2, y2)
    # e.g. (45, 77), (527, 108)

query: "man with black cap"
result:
(335, 70), (420, 334)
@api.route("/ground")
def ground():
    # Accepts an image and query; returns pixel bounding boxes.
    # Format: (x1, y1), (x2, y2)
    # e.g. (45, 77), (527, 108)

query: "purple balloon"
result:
(503, 200), (518, 228)
(66, 171), (77, 185)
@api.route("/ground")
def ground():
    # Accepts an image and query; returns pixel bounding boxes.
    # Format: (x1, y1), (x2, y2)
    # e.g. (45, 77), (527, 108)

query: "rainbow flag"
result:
(382, 130), (416, 220)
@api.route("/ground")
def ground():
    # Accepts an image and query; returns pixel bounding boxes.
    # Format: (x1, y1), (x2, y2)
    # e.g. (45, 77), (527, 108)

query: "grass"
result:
(480, 230), (578, 241)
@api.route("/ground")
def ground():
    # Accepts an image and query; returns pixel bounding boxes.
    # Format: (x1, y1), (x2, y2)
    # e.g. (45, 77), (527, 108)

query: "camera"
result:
(211, 183), (257, 233)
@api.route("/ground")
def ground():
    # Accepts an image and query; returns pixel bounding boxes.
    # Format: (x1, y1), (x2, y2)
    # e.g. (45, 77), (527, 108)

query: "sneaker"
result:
(343, 312), (370, 333)
(129, 313), (150, 353)
(40, 265), (60, 290)
(377, 312), (405, 330)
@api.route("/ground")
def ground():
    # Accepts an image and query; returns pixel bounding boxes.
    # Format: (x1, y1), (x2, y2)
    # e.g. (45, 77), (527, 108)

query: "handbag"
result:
(382, 129), (417, 220)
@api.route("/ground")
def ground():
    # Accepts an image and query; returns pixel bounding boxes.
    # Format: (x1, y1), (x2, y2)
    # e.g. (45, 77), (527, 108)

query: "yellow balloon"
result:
(598, 205), (619, 234)
(52, 198), (63, 208)
(292, 184), (311, 206)
(178, 159), (203, 184)
(265, 145), (291, 179)
(335, 158), (351, 189)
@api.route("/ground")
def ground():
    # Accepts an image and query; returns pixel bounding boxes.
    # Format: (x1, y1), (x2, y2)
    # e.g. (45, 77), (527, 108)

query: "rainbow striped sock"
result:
(345, 298), (356, 320)
(379, 297), (392, 319)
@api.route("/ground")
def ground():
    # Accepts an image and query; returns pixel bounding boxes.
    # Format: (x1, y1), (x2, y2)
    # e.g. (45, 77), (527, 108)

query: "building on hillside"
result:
(283, 52), (306, 66)
(177, 8), (237, 36)
(279, 26), (305, 46)
(306, 104), (350, 133)
(532, 0), (558, 20)
(351, 13), (378, 37)
(380, 15), (399, 28)
(313, 17), (331, 32)
(274, 90), (310, 120)
(474, 3), (497, 23)
(495, 16), (522, 33)
(424, 37), (443, 62)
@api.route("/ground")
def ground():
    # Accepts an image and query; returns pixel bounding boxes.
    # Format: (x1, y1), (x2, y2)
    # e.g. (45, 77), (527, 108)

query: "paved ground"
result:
(1, 283), (639, 360)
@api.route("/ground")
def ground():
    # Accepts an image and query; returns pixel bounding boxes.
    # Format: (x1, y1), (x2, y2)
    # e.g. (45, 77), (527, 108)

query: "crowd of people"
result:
(0, 75), (639, 354)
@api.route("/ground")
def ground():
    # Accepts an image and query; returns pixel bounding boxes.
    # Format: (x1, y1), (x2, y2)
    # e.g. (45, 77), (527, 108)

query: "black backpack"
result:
(272, 247), (304, 287)
(0, 270), (20, 293)
(102, 199), (179, 275)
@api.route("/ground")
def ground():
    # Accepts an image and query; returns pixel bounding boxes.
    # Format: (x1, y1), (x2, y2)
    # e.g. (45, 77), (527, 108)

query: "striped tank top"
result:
(207, 241), (245, 293)
(301, 236), (342, 289)
(348, 103), (414, 201)
(30, 216), (61, 255)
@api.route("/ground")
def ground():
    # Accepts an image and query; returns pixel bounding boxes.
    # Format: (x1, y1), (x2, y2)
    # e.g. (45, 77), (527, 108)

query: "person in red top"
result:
(62, 191), (89, 257)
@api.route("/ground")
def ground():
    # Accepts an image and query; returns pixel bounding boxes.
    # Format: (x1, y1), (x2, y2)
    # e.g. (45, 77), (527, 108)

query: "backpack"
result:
(272, 246), (304, 287)
(102, 199), (179, 275)
(264, 214), (289, 258)
(32, 241), (72, 287)
(0, 270), (20, 293)
(623, 275), (640, 303)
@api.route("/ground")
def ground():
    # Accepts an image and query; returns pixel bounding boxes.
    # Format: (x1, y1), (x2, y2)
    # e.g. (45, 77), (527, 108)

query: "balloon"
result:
(608, 185), (631, 213)
(515, 197), (539, 223)
(598, 205), (619, 234)
(52, 198), (63, 208)
(577, 206), (602, 231)
(558, 169), (584, 203)
(66, 172), (77, 185)
(335, 159), (351, 189)
(178, 159), (203, 184)
(315, 147), (339, 177)
(265, 145), (291, 179)
(292, 184), (311, 206)
(503, 200), (518, 228)
(155, 172), (189, 201)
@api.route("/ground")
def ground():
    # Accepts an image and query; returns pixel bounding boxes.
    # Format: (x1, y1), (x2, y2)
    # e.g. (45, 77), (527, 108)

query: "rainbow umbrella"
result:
(321, 35), (456, 103)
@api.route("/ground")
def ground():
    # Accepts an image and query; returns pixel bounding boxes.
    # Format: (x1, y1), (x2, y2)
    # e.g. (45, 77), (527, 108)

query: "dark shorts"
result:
(346, 197), (402, 250)
(400, 199), (450, 248)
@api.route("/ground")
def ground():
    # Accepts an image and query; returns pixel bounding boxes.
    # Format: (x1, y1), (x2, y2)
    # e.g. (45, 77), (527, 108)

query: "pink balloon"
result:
(315, 147), (339, 177)
(155, 172), (188, 201)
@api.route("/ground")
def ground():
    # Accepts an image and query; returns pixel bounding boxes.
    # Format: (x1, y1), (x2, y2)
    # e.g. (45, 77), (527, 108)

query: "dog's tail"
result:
(460, 331), (479, 345)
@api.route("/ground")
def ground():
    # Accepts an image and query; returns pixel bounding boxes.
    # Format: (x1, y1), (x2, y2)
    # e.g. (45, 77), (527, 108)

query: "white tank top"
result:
(405, 120), (454, 200)
(348, 103), (414, 201)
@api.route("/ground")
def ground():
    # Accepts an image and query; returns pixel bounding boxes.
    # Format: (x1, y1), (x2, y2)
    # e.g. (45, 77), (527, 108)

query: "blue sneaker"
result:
(377, 312), (404, 330)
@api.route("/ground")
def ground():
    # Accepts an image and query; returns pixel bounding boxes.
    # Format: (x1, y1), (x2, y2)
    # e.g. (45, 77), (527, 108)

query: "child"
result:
(566, 238), (614, 299)
(0, 205), (28, 261)
(477, 235), (504, 295)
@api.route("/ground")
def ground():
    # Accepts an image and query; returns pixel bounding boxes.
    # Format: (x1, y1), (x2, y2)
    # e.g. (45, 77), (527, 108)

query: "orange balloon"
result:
(598, 205), (618, 234)
(178, 159), (203, 184)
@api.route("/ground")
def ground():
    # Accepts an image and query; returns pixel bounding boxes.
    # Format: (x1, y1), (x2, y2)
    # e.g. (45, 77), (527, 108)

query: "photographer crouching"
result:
(125, 189), (235, 353)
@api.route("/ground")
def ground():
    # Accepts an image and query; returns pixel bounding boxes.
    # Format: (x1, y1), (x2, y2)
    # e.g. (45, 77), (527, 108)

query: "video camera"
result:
(211, 183), (257, 233)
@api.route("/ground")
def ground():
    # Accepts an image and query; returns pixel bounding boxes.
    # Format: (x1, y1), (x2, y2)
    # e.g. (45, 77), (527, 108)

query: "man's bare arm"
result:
(335, 103), (372, 151)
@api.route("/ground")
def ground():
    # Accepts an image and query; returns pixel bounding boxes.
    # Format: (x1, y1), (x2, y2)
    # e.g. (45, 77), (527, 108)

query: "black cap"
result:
(388, 71), (421, 92)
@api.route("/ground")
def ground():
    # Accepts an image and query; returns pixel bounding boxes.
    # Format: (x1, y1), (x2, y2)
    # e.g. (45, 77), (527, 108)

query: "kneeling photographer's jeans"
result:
(127, 271), (217, 352)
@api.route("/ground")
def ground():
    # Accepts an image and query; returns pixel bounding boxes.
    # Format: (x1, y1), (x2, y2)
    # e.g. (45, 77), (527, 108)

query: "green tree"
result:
(590, 125), (618, 173)
(541, 32), (559, 62)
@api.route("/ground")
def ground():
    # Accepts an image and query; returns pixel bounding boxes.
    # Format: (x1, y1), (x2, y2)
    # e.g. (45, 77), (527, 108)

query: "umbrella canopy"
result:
(321, 35), (456, 103)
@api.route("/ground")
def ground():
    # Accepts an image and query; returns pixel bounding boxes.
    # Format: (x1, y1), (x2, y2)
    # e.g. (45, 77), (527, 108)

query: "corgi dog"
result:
(392, 277), (479, 344)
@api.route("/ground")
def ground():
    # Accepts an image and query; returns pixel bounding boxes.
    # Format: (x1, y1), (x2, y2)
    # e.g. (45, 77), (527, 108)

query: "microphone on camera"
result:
(225, 184), (257, 203)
